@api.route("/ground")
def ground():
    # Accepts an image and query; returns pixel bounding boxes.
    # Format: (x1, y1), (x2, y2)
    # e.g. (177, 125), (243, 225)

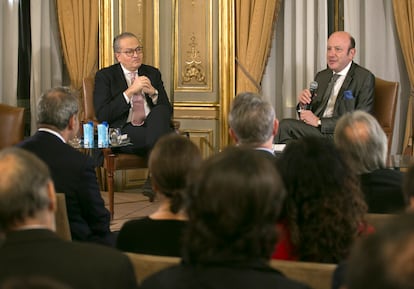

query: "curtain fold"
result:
(345, 0), (409, 154)
(56, 0), (98, 116)
(0, 0), (19, 105)
(30, 0), (63, 134)
(262, 0), (328, 119)
(235, 0), (282, 94)
(392, 0), (414, 156)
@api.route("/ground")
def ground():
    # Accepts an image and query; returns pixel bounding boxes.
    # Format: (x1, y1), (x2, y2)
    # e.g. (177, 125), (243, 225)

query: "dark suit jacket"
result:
(310, 62), (375, 134)
(360, 168), (406, 213)
(93, 63), (172, 128)
(17, 131), (113, 246)
(0, 229), (138, 289)
(140, 261), (311, 289)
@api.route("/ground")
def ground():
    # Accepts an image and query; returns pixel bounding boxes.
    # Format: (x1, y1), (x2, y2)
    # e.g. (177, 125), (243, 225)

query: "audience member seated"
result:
(116, 134), (202, 256)
(272, 136), (372, 263)
(140, 147), (311, 289)
(228, 92), (278, 159)
(0, 148), (137, 289)
(345, 213), (414, 289)
(17, 87), (114, 246)
(335, 110), (405, 213)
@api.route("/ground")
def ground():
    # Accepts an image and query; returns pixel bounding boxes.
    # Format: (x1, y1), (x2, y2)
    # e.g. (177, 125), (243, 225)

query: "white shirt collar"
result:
(38, 128), (66, 143)
(120, 64), (137, 77)
(335, 61), (352, 77)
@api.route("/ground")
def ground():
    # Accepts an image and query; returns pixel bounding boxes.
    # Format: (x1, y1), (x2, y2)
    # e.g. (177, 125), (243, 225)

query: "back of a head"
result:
(228, 92), (275, 145)
(0, 148), (51, 231)
(37, 87), (78, 131)
(183, 146), (286, 263)
(335, 110), (387, 174)
(277, 136), (366, 262)
(149, 133), (202, 213)
(347, 213), (414, 289)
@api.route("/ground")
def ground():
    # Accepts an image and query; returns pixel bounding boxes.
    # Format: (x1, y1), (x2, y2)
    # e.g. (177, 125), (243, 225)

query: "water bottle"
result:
(83, 121), (94, 148)
(97, 121), (109, 148)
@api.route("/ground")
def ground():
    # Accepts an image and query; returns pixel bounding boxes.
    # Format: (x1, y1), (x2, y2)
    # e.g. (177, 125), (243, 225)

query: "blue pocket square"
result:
(343, 90), (354, 100)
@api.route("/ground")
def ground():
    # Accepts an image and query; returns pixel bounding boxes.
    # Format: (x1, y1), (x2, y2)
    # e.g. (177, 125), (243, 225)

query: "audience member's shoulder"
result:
(141, 265), (311, 289)
(67, 240), (131, 264)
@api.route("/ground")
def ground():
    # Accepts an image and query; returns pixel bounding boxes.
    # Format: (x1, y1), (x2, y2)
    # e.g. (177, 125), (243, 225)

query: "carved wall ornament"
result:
(182, 35), (206, 84)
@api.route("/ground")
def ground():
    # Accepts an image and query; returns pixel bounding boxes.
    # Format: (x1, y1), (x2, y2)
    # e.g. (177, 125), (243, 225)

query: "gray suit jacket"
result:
(309, 62), (375, 134)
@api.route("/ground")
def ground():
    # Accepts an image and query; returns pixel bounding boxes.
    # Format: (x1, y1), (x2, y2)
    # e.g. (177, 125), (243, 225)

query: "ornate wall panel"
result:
(173, 0), (212, 92)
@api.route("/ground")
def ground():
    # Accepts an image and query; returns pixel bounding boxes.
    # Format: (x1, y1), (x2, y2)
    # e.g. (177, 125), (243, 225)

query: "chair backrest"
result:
(365, 213), (397, 231)
(0, 103), (25, 149)
(124, 252), (180, 284)
(54, 193), (71, 241)
(82, 76), (98, 122)
(269, 259), (336, 289)
(372, 77), (399, 153)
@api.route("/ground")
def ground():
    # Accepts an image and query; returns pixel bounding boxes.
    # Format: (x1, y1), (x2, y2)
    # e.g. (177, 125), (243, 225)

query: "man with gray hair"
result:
(228, 92), (279, 159)
(334, 110), (405, 213)
(17, 87), (114, 246)
(0, 147), (138, 289)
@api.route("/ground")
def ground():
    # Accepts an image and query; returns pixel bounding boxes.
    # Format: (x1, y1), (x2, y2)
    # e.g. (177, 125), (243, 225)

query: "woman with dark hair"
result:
(116, 133), (202, 256)
(272, 136), (371, 263)
(140, 147), (310, 289)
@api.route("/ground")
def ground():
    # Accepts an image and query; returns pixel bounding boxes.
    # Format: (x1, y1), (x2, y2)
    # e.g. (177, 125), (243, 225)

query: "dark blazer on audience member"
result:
(0, 229), (137, 289)
(360, 168), (405, 214)
(140, 261), (311, 289)
(17, 131), (114, 246)
(116, 217), (186, 257)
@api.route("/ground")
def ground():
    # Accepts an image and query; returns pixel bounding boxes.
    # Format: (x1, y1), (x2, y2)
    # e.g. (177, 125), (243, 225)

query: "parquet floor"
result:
(100, 189), (159, 232)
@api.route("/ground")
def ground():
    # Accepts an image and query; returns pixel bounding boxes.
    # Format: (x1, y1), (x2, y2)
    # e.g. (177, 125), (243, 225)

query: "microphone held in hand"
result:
(305, 81), (318, 110)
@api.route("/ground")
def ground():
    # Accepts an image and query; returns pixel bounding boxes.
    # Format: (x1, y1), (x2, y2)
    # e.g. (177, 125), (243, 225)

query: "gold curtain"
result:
(56, 0), (99, 115)
(235, 0), (282, 94)
(393, 0), (414, 155)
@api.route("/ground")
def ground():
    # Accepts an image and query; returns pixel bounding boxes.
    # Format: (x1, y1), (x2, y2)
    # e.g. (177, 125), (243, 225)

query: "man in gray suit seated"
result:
(275, 31), (375, 143)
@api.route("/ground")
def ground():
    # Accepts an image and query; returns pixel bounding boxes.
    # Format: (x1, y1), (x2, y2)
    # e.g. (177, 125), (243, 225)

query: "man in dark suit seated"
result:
(17, 87), (115, 246)
(93, 32), (174, 200)
(334, 110), (405, 213)
(228, 92), (279, 159)
(275, 31), (375, 143)
(0, 147), (138, 289)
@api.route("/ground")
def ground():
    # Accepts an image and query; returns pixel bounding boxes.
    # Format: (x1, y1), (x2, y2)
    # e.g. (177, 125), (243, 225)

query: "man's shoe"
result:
(142, 176), (155, 202)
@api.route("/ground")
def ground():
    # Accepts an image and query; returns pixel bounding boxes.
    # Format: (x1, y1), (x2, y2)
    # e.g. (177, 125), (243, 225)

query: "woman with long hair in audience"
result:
(272, 136), (372, 263)
(116, 133), (202, 257)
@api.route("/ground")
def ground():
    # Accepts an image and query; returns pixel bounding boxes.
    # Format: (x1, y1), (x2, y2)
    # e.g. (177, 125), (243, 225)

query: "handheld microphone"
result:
(305, 81), (318, 110)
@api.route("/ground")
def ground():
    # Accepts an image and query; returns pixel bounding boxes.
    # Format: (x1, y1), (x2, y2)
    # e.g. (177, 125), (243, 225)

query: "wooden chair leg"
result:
(106, 154), (116, 219)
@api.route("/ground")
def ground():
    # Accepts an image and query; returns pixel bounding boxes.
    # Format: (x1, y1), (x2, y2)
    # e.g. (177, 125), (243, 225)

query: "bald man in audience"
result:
(334, 110), (405, 213)
(0, 147), (138, 289)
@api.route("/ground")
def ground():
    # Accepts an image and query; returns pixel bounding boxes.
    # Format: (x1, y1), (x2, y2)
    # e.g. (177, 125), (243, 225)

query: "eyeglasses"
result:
(119, 46), (143, 57)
